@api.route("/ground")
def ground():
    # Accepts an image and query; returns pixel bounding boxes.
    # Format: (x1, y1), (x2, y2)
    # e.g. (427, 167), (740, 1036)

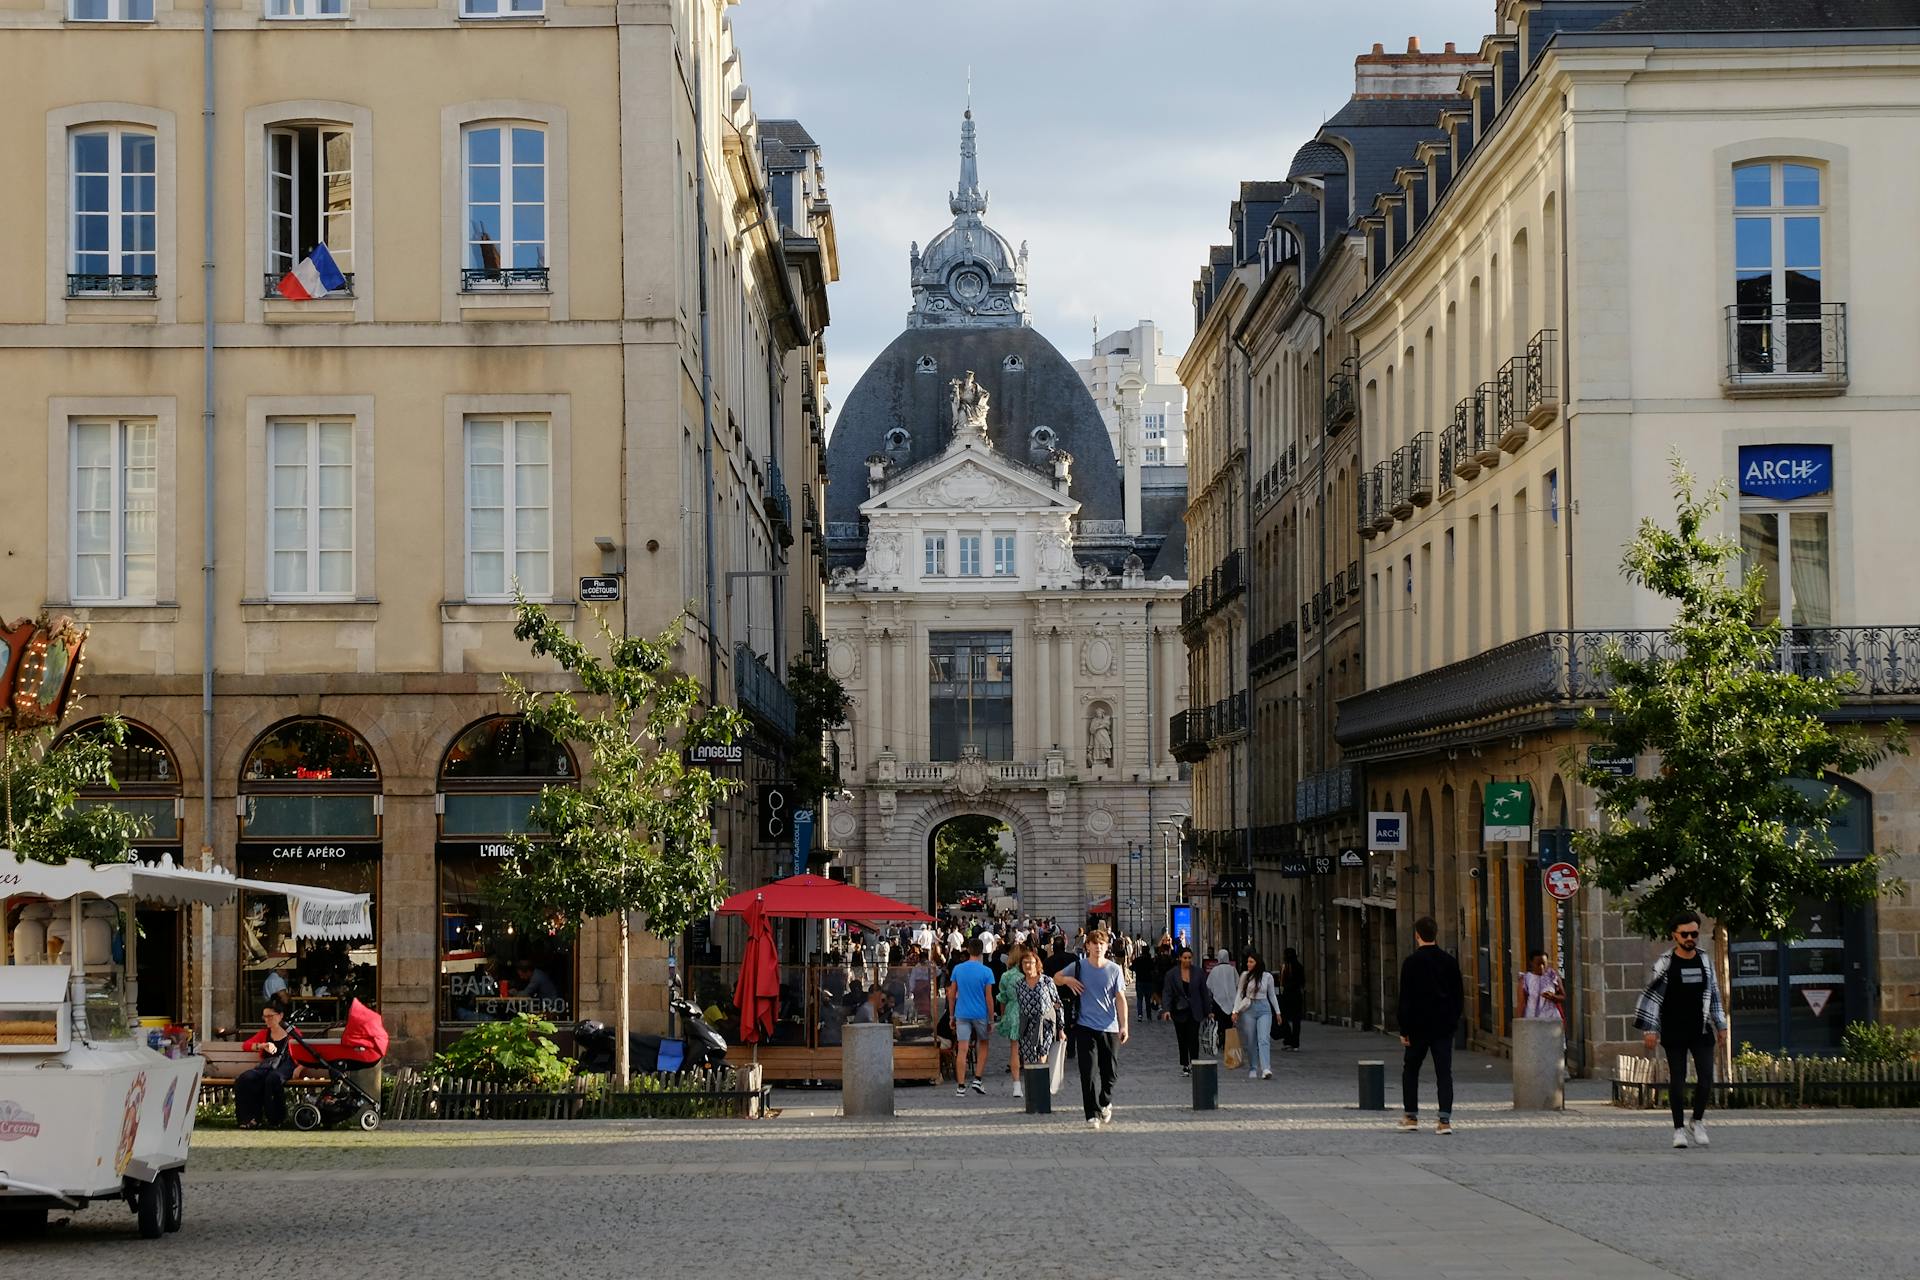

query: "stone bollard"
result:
(841, 1022), (894, 1118)
(1190, 1058), (1219, 1110)
(1511, 1017), (1566, 1110)
(1357, 1059), (1386, 1110)
(1024, 1059), (1053, 1114)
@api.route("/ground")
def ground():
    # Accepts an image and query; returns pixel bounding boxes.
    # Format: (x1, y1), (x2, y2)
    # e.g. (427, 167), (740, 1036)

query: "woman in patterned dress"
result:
(1013, 947), (1065, 1101)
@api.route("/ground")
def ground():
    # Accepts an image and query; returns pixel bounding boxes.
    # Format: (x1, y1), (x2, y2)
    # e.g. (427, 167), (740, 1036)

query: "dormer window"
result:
(915, 355), (938, 374)
(1002, 354), (1023, 372)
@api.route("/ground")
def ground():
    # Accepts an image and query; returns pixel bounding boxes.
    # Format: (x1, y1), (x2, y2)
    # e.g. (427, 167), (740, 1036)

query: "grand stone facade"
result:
(826, 110), (1189, 926)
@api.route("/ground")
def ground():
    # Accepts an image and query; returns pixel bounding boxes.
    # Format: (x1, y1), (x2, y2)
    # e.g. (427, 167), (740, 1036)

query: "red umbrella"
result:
(731, 896), (780, 1047)
(717, 874), (933, 922)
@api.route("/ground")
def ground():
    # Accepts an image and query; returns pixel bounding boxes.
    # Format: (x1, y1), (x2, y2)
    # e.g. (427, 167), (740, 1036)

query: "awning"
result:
(1, 852), (373, 940)
(717, 874), (932, 922)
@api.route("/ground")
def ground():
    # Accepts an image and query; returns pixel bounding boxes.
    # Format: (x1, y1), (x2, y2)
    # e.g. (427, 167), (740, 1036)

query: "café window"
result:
(927, 631), (1014, 761)
(436, 716), (577, 1042)
(237, 717), (381, 1026)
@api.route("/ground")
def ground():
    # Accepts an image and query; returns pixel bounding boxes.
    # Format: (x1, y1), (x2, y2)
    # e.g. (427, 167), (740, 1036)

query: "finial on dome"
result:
(950, 104), (987, 219)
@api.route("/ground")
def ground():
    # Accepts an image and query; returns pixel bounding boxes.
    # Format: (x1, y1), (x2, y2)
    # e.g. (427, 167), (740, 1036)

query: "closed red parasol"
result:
(717, 874), (933, 922)
(731, 897), (780, 1046)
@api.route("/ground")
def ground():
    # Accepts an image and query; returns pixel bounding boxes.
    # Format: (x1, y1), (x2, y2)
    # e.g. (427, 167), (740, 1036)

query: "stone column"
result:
(1057, 627), (1075, 762)
(1033, 627), (1053, 753)
(865, 625), (887, 752)
(1158, 624), (1183, 768)
(890, 631), (910, 762)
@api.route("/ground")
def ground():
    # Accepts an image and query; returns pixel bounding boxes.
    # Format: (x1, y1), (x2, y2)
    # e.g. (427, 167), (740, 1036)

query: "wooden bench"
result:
(196, 1037), (379, 1104)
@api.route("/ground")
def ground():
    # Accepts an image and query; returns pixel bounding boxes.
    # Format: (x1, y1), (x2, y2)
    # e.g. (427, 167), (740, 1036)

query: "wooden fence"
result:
(384, 1066), (768, 1121)
(1613, 1055), (1920, 1109)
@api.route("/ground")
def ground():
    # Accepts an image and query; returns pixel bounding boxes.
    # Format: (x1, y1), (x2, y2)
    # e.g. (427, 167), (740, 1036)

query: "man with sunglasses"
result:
(1633, 910), (1729, 1149)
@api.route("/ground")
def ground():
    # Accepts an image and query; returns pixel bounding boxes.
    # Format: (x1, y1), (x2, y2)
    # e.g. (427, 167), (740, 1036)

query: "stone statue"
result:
(949, 371), (991, 438)
(1088, 704), (1114, 767)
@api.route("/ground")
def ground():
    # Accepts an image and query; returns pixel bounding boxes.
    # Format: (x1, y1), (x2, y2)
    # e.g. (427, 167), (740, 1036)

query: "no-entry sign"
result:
(1544, 862), (1580, 901)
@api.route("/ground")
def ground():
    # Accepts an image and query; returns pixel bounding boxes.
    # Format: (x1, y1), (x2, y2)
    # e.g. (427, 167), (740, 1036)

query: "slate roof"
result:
(758, 119), (818, 149)
(1322, 98), (1460, 129)
(1596, 0), (1920, 30)
(1288, 140), (1346, 181)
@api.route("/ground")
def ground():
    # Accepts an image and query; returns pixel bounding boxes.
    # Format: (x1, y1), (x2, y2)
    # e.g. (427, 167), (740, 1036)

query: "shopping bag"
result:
(1223, 1027), (1245, 1070)
(1049, 1036), (1067, 1096)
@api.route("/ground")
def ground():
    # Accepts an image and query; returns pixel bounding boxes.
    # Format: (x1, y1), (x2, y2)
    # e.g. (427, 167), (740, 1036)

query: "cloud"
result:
(730, 0), (1485, 432)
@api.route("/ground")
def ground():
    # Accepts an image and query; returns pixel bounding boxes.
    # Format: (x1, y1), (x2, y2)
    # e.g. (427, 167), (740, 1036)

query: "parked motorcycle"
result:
(572, 981), (727, 1074)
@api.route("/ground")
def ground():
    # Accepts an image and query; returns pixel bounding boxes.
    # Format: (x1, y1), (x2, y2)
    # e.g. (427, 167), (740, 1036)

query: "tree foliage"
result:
(4, 718), (148, 866)
(933, 815), (1009, 895)
(1574, 461), (1906, 939)
(485, 603), (745, 942)
(785, 657), (850, 803)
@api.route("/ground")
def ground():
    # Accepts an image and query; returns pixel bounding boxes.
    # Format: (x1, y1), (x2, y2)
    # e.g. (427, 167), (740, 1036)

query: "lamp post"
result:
(1158, 814), (1189, 942)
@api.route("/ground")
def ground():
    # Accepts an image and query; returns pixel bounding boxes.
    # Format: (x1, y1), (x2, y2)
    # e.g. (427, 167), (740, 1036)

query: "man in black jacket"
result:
(1397, 916), (1465, 1135)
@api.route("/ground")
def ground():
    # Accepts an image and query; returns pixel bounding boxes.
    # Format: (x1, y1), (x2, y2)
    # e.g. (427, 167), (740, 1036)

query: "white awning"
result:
(0, 852), (372, 940)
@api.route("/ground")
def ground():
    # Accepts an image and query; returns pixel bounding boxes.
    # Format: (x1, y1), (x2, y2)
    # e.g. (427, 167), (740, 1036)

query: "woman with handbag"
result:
(1233, 952), (1280, 1080)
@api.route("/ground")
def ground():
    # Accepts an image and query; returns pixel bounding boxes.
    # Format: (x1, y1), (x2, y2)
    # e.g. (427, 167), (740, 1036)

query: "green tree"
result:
(933, 815), (1009, 900)
(1574, 462), (1906, 1057)
(785, 657), (850, 808)
(4, 718), (148, 867)
(488, 601), (744, 1083)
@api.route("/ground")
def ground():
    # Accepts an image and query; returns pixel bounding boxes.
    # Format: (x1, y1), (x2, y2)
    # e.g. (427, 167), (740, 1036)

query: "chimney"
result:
(1353, 36), (1484, 100)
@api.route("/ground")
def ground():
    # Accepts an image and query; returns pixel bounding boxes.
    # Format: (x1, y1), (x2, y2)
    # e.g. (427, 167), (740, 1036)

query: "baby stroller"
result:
(285, 999), (389, 1133)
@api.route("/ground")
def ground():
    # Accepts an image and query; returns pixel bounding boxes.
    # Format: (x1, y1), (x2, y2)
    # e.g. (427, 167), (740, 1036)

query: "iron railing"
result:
(1524, 328), (1559, 425)
(1336, 625), (1920, 751)
(263, 271), (355, 299)
(1294, 764), (1358, 822)
(1725, 302), (1847, 388)
(1170, 710), (1207, 761)
(1473, 381), (1501, 466)
(1438, 420), (1456, 496)
(734, 642), (797, 739)
(802, 606), (825, 670)
(763, 458), (793, 546)
(67, 272), (156, 298)
(1368, 462), (1393, 532)
(1496, 357), (1526, 451)
(1356, 471), (1375, 536)
(1396, 431), (1434, 515)
(1450, 396), (1479, 480)
(1251, 622), (1299, 676)
(1324, 369), (1357, 432)
(1181, 549), (1246, 629)
(461, 266), (550, 291)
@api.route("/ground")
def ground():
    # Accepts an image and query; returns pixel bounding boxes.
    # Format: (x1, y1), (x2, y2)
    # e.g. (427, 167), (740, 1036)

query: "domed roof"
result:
(907, 110), (1029, 329)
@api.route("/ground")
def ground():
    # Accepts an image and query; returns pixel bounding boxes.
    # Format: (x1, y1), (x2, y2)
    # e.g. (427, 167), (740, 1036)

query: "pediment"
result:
(861, 449), (1080, 517)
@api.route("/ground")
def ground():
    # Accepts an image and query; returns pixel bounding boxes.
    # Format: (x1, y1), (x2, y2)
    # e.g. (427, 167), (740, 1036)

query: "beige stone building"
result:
(0, 0), (836, 1061)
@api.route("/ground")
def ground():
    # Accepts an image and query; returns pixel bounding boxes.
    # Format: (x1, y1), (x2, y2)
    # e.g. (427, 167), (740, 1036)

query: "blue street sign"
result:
(792, 808), (815, 876)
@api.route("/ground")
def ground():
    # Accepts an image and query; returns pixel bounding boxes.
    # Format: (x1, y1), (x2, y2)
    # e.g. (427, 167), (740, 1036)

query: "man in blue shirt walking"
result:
(946, 938), (997, 1096)
(1054, 929), (1131, 1127)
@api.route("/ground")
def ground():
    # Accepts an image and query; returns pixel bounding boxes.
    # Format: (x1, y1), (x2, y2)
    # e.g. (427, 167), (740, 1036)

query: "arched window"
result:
(435, 716), (577, 1041)
(61, 718), (181, 853)
(237, 717), (381, 1025)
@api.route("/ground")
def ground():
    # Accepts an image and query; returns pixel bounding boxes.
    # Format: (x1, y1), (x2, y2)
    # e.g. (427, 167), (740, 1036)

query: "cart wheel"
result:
(356, 1106), (381, 1132)
(291, 1101), (323, 1131)
(135, 1177), (164, 1239)
(161, 1170), (184, 1233)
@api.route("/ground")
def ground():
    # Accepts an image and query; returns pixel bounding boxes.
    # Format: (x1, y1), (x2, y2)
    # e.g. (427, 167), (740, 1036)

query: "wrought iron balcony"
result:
(1348, 560), (1361, 596)
(262, 271), (355, 299)
(1393, 431), (1434, 518)
(763, 457), (793, 547)
(1496, 357), (1527, 453)
(1251, 622), (1299, 677)
(1294, 763), (1358, 823)
(1438, 421), (1457, 497)
(1356, 471), (1375, 537)
(1170, 709), (1209, 762)
(801, 605), (825, 670)
(1336, 625), (1920, 757)
(1180, 550), (1245, 631)
(1324, 367), (1357, 433)
(1725, 303), (1847, 393)
(1450, 397), (1479, 480)
(1368, 462), (1393, 533)
(67, 273), (156, 298)
(1524, 328), (1560, 427)
(1472, 381), (1502, 468)
(1210, 690), (1250, 739)
(461, 266), (550, 292)
(734, 642), (797, 740)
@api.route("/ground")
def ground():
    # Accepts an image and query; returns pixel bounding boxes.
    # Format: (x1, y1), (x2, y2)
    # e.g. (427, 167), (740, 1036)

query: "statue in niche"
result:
(949, 371), (991, 439)
(1087, 704), (1114, 767)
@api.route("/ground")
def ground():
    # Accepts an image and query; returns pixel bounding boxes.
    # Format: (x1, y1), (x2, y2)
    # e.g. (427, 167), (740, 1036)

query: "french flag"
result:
(276, 243), (346, 301)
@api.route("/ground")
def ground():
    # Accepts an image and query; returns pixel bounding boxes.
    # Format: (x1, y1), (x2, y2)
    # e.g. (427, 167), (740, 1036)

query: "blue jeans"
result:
(1240, 1005), (1273, 1074)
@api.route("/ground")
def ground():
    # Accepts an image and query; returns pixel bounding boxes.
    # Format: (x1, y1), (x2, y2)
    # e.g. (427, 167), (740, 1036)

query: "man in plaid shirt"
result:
(1633, 910), (1729, 1149)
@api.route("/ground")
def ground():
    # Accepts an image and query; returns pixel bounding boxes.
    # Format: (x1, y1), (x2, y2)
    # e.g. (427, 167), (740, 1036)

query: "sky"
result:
(731, 0), (1479, 433)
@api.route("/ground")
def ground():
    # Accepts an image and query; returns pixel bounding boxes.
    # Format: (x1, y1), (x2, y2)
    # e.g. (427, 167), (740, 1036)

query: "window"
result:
(1741, 509), (1831, 627)
(463, 125), (547, 288)
(1146, 447), (1166, 464)
(465, 417), (551, 600)
(462, 0), (542, 15)
(267, 125), (352, 290)
(266, 0), (344, 16)
(71, 419), (157, 603)
(1547, 470), (1559, 525)
(923, 533), (946, 577)
(70, 127), (156, 296)
(70, 0), (153, 18)
(993, 533), (1016, 576)
(268, 419), (355, 599)
(1733, 161), (1824, 375)
(1144, 412), (1166, 439)
(928, 631), (1014, 761)
(958, 533), (982, 577)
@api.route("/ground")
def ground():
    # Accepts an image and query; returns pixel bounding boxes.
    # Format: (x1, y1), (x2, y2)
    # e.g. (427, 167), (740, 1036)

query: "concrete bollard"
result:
(1357, 1059), (1386, 1110)
(1511, 1017), (1566, 1110)
(841, 1022), (894, 1118)
(1024, 1060), (1053, 1114)
(1190, 1058), (1219, 1110)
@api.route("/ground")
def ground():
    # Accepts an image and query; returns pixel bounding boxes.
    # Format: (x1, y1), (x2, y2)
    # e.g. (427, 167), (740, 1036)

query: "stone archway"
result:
(912, 793), (1043, 914)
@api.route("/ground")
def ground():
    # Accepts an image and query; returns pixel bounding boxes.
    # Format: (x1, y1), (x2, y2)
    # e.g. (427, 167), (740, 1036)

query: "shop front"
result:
(435, 716), (577, 1050)
(236, 718), (382, 1027)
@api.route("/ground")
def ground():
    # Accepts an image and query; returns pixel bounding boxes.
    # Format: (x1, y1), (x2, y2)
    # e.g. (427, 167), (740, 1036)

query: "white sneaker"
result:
(1688, 1120), (1709, 1148)
(1672, 1127), (1689, 1149)
(1262, 1071), (1273, 1080)
(1249, 1069), (1259, 1079)
(1086, 1116), (1102, 1129)
(1099, 1105), (1113, 1124)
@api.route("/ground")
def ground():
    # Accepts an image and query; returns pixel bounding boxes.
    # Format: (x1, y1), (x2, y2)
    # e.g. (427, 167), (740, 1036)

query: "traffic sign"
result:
(578, 575), (622, 603)
(1543, 861), (1581, 900)
(1339, 847), (1366, 869)
(1587, 745), (1635, 778)
(1802, 988), (1834, 1018)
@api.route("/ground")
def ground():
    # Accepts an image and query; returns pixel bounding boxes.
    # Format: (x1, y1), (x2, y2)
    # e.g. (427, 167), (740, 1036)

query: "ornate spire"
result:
(951, 109), (987, 219)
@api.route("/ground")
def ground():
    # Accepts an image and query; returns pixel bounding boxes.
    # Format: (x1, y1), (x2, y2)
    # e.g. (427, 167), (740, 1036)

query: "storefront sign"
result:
(792, 808), (815, 876)
(1279, 854), (1309, 879)
(245, 842), (368, 861)
(1367, 812), (1408, 852)
(1211, 872), (1255, 899)
(290, 893), (373, 940)
(439, 841), (522, 860)
(1483, 781), (1534, 843)
(688, 742), (745, 767)
(1339, 847), (1366, 869)
(1309, 852), (1336, 876)
(1738, 444), (1832, 502)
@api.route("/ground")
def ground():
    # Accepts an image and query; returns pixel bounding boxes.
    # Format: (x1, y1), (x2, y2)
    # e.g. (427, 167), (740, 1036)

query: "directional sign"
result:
(1586, 745), (1635, 779)
(578, 575), (622, 603)
(1543, 861), (1581, 901)
(1309, 852), (1336, 877)
(1339, 847), (1366, 869)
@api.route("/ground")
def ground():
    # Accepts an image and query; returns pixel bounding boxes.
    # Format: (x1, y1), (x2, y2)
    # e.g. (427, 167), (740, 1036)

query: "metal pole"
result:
(198, 0), (218, 1042)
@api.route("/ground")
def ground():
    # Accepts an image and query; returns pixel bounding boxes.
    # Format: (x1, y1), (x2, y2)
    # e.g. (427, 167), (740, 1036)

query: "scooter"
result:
(572, 981), (728, 1074)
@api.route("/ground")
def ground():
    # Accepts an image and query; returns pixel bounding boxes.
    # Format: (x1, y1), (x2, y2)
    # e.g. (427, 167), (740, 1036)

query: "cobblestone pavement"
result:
(6, 1020), (1917, 1278)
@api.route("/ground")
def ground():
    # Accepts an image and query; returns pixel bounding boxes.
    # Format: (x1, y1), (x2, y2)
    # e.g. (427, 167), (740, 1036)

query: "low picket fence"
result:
(385, 1066), (767, 1121)
(1613, 1054), (1920, 1109)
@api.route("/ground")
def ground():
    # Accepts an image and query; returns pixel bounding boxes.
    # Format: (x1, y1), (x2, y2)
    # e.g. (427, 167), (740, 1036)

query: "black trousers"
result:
(1075, 1025), (1119, 1118)
(234, 1065), (289, 1127)
(1172, 1014), (1199, 1067)
(1279, 996), (1304, 1048)
(1402, 1032), (1454, 1119)
(1664, 1034), (1715, 1127)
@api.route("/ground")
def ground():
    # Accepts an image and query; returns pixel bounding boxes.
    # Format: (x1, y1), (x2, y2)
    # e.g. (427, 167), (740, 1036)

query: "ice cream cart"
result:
(0, 853), (372, 1238)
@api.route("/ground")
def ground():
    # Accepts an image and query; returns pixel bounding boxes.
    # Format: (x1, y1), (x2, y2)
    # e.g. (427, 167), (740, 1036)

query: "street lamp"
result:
(1158, 814), (1189, 941)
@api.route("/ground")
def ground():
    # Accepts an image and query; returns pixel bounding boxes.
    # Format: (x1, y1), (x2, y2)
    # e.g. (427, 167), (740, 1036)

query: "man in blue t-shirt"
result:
(946, 938), (998, 1096)
(1054, 929), (1131, 1126)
